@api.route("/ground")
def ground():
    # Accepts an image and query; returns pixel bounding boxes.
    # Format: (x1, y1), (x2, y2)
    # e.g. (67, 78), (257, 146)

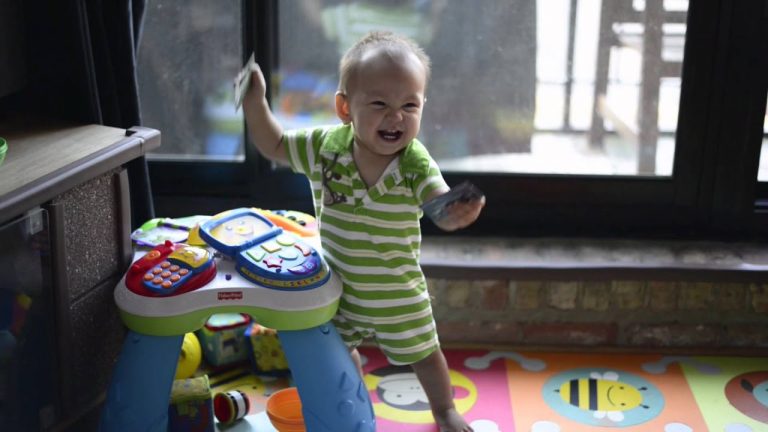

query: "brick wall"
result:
(427, 278), (768, 350)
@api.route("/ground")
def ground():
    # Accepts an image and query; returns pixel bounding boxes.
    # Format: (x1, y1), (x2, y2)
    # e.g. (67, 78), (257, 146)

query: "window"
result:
(276, 0), (684, 177)
(140, 0), (768, 238)
(138, 1), (244, 160)
(758, 97), (768, 182)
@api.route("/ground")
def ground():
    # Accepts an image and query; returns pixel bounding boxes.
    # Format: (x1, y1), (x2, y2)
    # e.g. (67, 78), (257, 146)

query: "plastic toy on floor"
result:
(246, 322), (290, 373)
(174, 332), (202, 380)
(267, 387), (305, 431)
(213, 390), (250, 425)
(99, 208), (375, 432)
(168, 375), (214, 432)
(197, 313), (252, 368)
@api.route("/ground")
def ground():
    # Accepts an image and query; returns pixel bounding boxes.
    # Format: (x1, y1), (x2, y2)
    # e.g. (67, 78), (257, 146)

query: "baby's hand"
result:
(247, 62), (267, 100)
(235, 60), (268, 111)
(433, 195), (486, 232)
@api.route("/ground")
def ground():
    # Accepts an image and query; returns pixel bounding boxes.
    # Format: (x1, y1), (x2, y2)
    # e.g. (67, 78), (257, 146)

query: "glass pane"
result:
(276, 0), (688, 176)
(757, 97), (768, 182)
(0, 209), (58, 430)
(138, 1), (244, 160)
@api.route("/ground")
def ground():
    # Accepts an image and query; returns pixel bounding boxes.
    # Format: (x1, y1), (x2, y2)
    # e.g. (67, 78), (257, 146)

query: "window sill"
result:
(420, 236), (768, 282)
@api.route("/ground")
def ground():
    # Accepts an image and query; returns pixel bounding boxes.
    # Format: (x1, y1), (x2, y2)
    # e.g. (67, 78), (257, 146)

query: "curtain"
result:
(10, 0), (154, 228)
(79, 0), (154, 228)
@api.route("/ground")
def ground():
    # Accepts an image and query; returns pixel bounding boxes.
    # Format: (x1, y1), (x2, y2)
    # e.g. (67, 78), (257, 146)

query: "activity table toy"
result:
(99, 208), (375, 431)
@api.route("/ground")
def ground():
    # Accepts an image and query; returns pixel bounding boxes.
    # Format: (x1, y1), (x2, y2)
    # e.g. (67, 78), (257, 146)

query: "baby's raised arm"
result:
(240, 62), (288, 164)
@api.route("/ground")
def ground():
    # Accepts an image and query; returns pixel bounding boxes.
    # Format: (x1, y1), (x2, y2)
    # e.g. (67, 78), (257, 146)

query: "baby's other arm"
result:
(240, 62), (288, 164)
(425, 187), (486, 232)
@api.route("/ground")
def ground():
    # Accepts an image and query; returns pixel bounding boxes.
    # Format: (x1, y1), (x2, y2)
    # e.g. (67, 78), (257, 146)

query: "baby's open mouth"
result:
(379, 130), (403, 141)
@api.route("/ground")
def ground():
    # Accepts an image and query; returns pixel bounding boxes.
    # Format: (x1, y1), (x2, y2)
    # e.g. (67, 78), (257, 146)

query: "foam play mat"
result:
(211, 347), (768, 431)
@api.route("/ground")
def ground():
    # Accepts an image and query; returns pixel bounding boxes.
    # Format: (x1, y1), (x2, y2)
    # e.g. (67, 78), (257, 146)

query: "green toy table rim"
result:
(120, 302), (339, 336)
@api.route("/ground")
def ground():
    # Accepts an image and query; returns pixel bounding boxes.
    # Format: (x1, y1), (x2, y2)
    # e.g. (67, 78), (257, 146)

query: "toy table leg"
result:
(279, 323), (376, 432)
(99, 332), (184, 432)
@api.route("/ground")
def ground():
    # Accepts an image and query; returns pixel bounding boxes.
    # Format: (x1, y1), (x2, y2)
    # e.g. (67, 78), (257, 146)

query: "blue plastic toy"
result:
(99, 208), (375, 431)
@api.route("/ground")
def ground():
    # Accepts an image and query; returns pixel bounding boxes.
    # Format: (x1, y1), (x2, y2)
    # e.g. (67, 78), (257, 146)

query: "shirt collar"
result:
(318, 123), (431, 175)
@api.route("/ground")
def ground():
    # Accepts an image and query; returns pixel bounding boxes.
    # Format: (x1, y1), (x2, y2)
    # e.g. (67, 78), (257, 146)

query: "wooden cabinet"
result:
(0, 118), (160, 430)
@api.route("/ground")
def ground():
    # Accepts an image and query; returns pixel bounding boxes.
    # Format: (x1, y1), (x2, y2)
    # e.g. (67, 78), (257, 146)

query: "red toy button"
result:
(294, 243), (311, 256)
(264, 256), (283, 269)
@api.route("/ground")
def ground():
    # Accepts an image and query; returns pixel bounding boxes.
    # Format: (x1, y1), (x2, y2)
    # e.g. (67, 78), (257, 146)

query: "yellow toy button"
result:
(234, 224), (254, 236)
(276, 234), (296, 246)
(261, 241), (281, 253)
(247, 249), (266, 262)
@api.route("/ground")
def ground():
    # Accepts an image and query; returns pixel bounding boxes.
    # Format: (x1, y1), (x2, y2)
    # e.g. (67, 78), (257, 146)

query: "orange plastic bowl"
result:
(266, 387), (305, 432)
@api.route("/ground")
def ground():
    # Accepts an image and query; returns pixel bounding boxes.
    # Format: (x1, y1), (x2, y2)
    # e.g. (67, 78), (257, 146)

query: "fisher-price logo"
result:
(218, 291), (243, 301)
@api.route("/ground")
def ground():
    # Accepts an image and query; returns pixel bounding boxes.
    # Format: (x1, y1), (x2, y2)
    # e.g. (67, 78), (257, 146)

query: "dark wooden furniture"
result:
(0, 117), (160, 429)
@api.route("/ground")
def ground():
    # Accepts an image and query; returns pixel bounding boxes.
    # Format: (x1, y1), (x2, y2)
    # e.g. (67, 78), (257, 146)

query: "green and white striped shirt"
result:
(284, 124), (447, 364)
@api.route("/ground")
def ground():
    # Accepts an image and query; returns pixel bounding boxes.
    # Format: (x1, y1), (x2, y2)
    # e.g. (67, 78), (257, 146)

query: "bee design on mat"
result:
(556, 371), (649, 422)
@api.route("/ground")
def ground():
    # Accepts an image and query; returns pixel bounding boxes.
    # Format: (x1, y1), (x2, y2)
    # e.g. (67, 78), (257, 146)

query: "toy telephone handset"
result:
(125, 240), (216, 296)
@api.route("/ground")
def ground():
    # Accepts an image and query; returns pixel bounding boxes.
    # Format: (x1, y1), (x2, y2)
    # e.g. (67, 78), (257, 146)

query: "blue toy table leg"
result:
(279, 323), (376, 432)
(99, 332), (183, 432)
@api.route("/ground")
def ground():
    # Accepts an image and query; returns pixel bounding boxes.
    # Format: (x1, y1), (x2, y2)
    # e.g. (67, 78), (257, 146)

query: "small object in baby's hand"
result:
(234, 52), (256, 111)
(421, 181), (484, 222)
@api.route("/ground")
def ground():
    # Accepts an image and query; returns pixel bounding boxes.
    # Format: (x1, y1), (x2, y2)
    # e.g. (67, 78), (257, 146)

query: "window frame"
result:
(148, 0), (768, 240)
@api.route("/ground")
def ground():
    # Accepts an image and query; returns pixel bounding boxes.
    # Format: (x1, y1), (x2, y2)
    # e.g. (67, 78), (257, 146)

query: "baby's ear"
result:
(335, 92), (352, 124)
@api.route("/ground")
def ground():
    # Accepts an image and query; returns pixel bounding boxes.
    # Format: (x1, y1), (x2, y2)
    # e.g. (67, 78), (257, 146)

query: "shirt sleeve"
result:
(400, 139), (449, 205)
(283, 127), (326, 176)
(412, 156), (448, 206)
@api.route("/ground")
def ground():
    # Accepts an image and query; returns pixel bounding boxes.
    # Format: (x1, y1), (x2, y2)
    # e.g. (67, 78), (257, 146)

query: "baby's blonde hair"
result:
(338, 31), (431, 93)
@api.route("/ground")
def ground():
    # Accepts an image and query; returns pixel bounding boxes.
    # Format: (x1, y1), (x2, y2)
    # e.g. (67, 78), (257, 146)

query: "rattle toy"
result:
(213, 390), (250, 425)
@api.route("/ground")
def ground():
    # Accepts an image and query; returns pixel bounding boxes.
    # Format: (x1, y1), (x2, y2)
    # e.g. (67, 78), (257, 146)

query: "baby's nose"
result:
(386, 108), (404, 121)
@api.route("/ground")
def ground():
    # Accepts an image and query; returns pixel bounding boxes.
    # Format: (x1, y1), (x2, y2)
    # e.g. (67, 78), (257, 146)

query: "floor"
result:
(205, 346), (768, 432)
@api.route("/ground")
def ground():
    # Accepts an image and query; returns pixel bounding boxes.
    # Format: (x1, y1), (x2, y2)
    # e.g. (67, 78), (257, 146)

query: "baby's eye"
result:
(371, 101), (386, 108)
(403, 103), (420, 112)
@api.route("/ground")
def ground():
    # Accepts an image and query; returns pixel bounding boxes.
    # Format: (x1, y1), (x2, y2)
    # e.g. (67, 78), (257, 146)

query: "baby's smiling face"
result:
(338, 47), (427, 160)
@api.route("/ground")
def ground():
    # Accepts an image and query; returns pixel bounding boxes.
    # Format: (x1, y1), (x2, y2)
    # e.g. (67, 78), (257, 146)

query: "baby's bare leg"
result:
(349, 347), (364, 378)
(411, 349), (473, 432)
